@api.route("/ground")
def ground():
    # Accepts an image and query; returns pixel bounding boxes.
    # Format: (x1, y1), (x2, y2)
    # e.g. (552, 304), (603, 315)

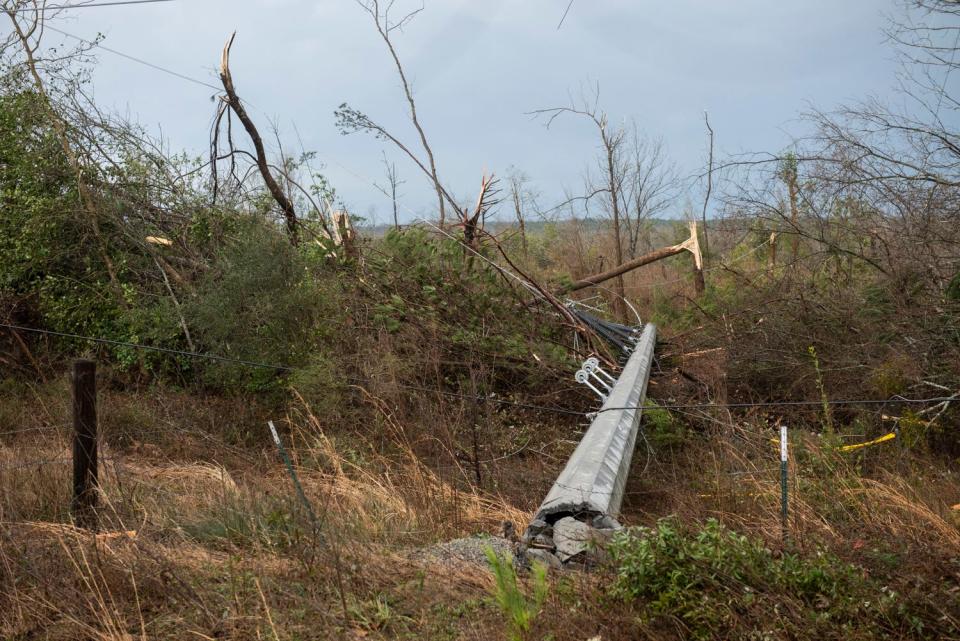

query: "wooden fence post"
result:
(72, 359), (98, 529)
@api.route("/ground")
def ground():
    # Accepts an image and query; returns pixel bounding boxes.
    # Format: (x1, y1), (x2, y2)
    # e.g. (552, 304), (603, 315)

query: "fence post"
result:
(780, 424), (788, 544)
(267, 421), (318, 527)
(72, 359), (98, 529)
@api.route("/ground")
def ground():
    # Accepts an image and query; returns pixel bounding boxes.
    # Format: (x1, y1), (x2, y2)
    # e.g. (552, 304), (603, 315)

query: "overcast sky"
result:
(18, 0), (928, 223)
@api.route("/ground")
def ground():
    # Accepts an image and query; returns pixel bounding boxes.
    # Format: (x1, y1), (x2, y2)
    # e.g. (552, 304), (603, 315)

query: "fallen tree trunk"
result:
(565, 245), (686, 293)
(562, 221), (704, 294)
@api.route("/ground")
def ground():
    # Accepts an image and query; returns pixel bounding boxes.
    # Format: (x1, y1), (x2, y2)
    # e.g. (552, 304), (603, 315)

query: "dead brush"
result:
(0, 439), (73, 522)
(655, 419), (960, 558)
(840, 474), (960, 551)
(692, 430), (840, 544)
(0, 521), (149, 641)
(784, 432), (960, 555)
(1, 469), (319, 639)
(113, 460), (242, 531)
(284, 388), (528, 545)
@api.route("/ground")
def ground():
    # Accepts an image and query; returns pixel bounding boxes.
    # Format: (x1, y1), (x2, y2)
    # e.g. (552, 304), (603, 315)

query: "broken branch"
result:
(563, 221), (705, 294)
(218, 32), (299, 244)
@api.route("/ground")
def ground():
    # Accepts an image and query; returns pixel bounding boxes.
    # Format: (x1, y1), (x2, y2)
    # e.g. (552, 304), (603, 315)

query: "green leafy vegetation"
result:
(608, 518), (897, 639)
(2, 1), (960, 639)
(484, 547), (549, 641)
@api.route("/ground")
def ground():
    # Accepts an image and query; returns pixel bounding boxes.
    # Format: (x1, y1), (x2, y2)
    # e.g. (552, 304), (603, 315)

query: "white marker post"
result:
(780, 425), (788, 543)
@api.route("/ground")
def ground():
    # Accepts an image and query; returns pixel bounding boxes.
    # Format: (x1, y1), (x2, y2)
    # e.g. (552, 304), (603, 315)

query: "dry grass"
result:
(2, 375), (959, 639)
(0, 388), (529, 640)
(626, 420), (960, 565)
(610, 420), (960, 639)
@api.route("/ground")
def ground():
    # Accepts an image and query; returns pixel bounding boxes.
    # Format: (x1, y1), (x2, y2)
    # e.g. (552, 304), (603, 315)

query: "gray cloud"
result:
(38, 0), (922, 222)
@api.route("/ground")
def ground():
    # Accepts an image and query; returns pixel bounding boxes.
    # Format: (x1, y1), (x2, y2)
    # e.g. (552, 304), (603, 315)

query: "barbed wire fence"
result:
(1, 321), (956, 534)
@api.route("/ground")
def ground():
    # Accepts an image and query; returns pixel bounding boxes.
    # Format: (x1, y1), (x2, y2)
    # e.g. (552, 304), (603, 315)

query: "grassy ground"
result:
(2, 371), (958, 640)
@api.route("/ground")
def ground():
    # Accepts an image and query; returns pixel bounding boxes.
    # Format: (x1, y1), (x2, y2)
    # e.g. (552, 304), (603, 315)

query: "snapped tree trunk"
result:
(562, 222), (704, 295)
(564, 244), (685, 293)
(511, 185), (527, 258)
(219, 33), (299, 245)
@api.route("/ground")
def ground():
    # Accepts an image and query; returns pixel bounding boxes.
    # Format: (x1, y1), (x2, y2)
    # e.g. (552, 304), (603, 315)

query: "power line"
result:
(42, 24), (221, 91)
(6, 0), (174, 11)
(1, 322), (295, 371)
(556, 0), (574, 29)
(598, 397), (958, 413)
(0, 322), (582, 414)
(0, 424), (69, 438)
(2, 322), (956, 417)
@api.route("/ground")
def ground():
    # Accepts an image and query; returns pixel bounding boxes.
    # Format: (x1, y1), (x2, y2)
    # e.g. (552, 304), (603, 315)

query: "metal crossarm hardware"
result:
(575, 369), (607, 401)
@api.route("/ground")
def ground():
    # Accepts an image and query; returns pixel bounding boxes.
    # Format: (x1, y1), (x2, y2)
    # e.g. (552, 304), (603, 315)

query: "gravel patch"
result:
(409, 535), (515, 567)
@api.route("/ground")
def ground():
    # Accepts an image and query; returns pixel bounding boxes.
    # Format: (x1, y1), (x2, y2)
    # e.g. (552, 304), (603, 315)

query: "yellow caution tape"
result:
(838, 432), (896, 452)
(765, 431), (897, 452)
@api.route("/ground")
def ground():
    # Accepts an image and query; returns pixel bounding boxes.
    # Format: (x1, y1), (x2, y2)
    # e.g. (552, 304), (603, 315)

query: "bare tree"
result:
(714, 1), (960, 290)
(888, 0), (960, 117)
(803, 1), (960, 191)
(214, 33), (300, 244)
(507, 168), (537, 257)
(212, 34), (339, 247)
(532, 94), (628, 319)
(532, 90), (679, 317)
(336, 1), (451, 225)
(378, 151), (405, 231)
(621, 126), (678, 259)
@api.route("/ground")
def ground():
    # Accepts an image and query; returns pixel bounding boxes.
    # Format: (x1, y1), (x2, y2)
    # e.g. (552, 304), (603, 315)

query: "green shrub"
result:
(643, 401), (688, 450)
(0, 83), (129, 342)
(484, 547), (548, 641)
(608, 518), (895, 639)
(186, 217), (340, 392)
(366, 228), (571, 385)
(289, 352), (346, 419)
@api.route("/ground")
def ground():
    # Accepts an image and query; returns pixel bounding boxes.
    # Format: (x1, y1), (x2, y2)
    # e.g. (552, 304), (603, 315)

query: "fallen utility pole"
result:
(521, 323), (656, 567)
(562, 222), (704, 294)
